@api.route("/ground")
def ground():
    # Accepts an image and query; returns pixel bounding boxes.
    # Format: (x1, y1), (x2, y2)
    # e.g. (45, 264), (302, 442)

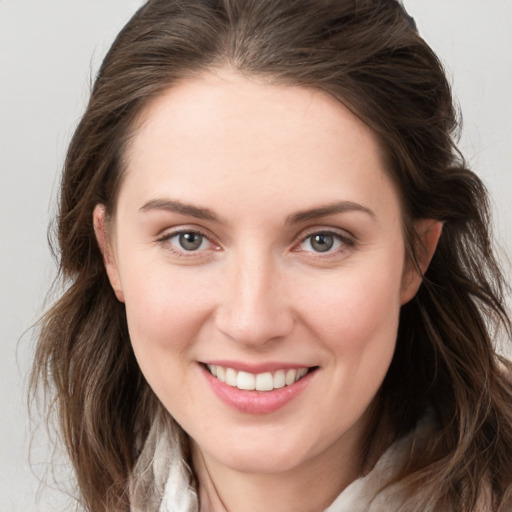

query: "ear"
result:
(93, 204), (125, 303)
(400, 219), (443, 305)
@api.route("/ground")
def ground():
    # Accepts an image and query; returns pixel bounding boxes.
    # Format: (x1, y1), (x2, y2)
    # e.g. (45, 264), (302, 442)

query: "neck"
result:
(190, 408), (393, 512)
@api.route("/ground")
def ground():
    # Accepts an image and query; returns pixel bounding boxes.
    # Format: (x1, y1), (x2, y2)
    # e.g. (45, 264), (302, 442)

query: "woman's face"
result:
(98, 69), (425, 476)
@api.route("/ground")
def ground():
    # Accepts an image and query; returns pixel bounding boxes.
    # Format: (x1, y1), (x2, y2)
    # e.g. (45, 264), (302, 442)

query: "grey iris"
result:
(179, 232), (203, 250)
(311, 233), (334, 252)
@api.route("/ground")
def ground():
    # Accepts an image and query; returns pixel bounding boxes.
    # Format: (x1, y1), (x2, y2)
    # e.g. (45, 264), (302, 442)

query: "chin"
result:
(219, 451), (303, 475)
(201, 432), (319, 475)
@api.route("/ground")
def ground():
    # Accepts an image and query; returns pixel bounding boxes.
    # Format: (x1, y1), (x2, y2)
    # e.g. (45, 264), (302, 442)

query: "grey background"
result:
(1, 1), (511, 510)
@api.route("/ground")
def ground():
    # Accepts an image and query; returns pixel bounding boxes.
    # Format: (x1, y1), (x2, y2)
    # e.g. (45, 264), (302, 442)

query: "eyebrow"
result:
(139, 198), (220, 222)
(286, 201), (375, 224)
(139, 198), (374, 225)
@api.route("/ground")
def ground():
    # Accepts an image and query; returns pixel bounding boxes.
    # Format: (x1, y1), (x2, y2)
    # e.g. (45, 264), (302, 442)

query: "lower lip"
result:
(199, 364), (316, 414)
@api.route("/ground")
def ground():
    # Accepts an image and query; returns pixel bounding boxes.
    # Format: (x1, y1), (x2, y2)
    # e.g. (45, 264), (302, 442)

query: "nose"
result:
(214, 251), (294, 348)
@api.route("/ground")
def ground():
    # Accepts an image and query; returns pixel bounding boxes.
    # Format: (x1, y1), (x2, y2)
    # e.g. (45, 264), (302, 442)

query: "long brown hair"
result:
(32, 0), (512, 510)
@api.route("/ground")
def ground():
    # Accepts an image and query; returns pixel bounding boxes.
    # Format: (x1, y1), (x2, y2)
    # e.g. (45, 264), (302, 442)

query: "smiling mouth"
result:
(205, 364), (317, 392)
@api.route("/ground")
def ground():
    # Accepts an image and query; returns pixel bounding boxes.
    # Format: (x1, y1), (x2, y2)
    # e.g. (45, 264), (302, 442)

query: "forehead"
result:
(121, 68), (399, 221)
(129, 69), (378, 159)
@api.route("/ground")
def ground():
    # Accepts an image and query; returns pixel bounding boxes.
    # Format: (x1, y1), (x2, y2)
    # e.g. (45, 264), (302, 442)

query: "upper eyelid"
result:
(296, 226), (355, 243)
(157, 225), (215, 241)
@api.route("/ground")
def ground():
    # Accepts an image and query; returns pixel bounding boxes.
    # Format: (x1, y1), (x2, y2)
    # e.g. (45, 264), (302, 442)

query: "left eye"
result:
(299, 232), (345, 253)
(169, 231), (210, 251)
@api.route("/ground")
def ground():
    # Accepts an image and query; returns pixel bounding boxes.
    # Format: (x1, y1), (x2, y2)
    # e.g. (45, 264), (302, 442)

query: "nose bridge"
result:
(215, 244), (293, 346)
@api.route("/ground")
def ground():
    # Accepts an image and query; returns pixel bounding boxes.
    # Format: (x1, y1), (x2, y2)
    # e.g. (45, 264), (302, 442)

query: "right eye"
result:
(296, 230), (353, 256)
(157, 228), (220, 258)
(170, 231), (209, 251)
(300, 232), (341, 253)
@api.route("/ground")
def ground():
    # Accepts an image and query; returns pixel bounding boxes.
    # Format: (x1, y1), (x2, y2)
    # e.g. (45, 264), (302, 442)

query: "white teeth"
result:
(237, 371), (256, 390)
(273, 369), (286, 389)
(255, 372), (274, 391)
(296, 368), (308, 379)
(216, 366), (226, 383)
(285, 369), (297, 386)
(206, 364), (311, 392)
(225, 368), (237, 386)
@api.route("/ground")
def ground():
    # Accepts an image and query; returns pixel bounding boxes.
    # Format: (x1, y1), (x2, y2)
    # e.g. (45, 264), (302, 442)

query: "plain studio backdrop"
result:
(0, 1), (511, 510)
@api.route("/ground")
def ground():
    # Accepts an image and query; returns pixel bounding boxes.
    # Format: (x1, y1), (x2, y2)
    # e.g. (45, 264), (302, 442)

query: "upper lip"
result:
(200, 360), (315, 374)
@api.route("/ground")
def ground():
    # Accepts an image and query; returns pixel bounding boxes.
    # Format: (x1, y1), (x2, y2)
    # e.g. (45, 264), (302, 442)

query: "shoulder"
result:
(325, 410), (438, 512)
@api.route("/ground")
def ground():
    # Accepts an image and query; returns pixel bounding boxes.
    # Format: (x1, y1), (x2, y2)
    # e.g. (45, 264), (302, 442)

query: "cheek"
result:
(120, 266), (219, 417)
(298, 262), (403, 424)
(120, 264), (212, 370)
(300, 260), (404, 350)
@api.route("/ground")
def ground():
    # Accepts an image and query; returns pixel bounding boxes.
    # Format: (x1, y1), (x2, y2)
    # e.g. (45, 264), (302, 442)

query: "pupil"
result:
(179, 232), (202, 250)
(311, 233), (333, 252)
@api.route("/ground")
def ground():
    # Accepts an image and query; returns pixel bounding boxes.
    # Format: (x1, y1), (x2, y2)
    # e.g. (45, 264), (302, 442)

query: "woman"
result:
(32, 0), (512, 511)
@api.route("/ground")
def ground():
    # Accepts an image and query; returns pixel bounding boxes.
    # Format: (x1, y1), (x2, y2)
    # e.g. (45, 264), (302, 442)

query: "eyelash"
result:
(156, 227), (355, 258)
